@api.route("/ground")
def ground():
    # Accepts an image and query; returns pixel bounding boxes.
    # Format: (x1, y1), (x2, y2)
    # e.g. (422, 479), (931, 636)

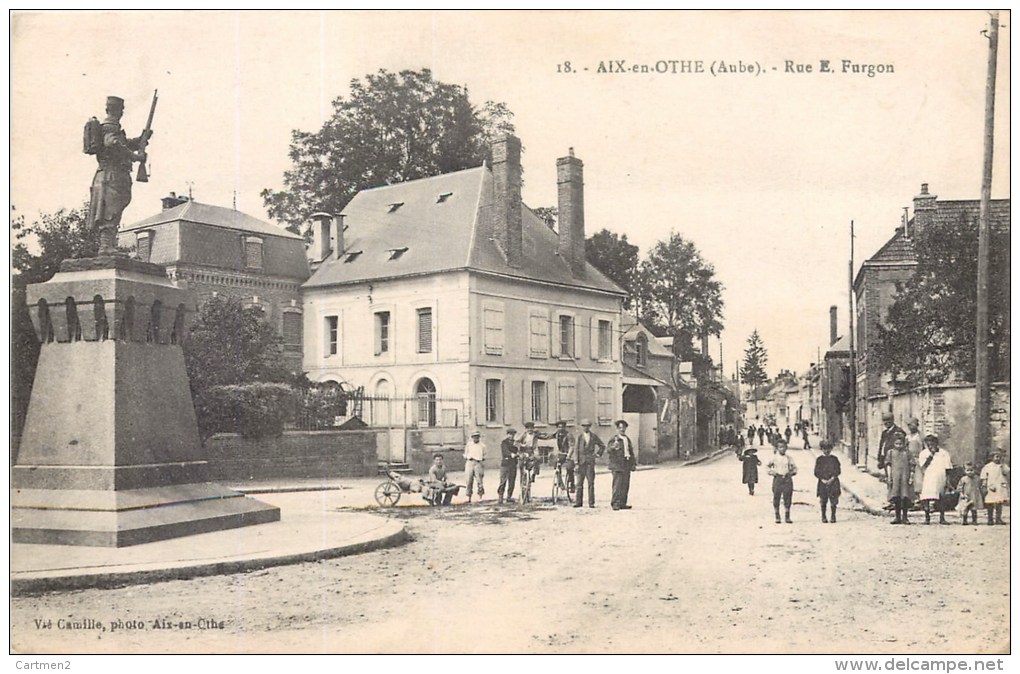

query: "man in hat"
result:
(463, 429), (486, 504)
(550, 420), (576, 493)
(497, 427), (518, 505)
(514, 421), (546, 489)
(572, 419), (605, 508)
(88, 95), (152, 255)
(877, 412), (904, 479)
(606, 419), (636, 510)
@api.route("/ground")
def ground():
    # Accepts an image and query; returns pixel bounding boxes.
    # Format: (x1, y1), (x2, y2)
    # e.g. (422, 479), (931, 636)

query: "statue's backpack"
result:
(83, 117), (102, 155)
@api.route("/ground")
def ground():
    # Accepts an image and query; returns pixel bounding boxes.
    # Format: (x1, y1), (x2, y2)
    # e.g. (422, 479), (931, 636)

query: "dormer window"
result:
(244, 236), (264, 270)
(388, 202), (404, 213)
(436, 192), (453, 203)
(387, 247), (409, 260)
(344, 250), (363, 263)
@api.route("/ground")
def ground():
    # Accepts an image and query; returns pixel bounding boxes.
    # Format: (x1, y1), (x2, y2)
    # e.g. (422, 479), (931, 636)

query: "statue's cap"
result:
(106, 96), (125, 107)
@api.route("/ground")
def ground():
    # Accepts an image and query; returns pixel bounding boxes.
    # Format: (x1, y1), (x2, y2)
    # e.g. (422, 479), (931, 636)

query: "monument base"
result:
(12, 483), (280, 547)
(13, 256), (280, 548)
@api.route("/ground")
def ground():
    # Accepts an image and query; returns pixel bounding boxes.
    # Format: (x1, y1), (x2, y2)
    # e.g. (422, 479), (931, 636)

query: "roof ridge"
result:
(361, 165), (485, 192)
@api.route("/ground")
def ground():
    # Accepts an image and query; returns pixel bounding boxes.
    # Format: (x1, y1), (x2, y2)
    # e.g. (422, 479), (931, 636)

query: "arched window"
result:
(373, 379), (392, 426)
(415, 377), (437, 428)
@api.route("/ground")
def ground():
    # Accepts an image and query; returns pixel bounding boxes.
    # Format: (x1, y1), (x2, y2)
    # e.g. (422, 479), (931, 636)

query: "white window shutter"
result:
(612, 319), (619, 361)
(572, 315), (580, 360)
(551, 313), (562, 358)
(589, 316), (598, 360)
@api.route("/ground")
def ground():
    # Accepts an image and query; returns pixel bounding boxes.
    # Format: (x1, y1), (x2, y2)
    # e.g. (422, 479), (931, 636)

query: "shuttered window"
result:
(375, 311), (390, 355)
(598, 320), (613, 360)
(482, 302), (505, 355)
(529, 310), (549, 358)
(559, 315), (574, 357)
(557, 380), (577, 425)
(485, 379), (503, 423)
(325, 315), (338, 356)
(282, 312), (302, 348)
(530, 380), (548, 423)
(136, 232), (151, 262)
(597, 382), (614, 426)
(245, 236), (264, 269)
(417, 307), (433, 353)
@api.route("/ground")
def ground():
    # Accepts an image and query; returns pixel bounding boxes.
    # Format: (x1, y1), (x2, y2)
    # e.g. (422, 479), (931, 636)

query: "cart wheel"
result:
(375, 481), (402, 507)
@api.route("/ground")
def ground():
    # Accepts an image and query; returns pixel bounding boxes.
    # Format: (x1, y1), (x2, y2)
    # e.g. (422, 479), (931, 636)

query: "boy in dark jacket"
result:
(814, 440), (842, 523)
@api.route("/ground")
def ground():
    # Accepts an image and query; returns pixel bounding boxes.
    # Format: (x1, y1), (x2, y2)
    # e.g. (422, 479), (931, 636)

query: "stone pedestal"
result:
(12, 256), (280, 547)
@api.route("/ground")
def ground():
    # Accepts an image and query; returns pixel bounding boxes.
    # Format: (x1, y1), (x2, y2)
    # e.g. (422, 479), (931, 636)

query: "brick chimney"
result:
(829, 306), (838, 347)
(161, 192), (189, 210)
(311, 212), (344, 261)
(556, 147), (586, 279)
(912, 183), (937, 236)
(491, 134), (523, 268)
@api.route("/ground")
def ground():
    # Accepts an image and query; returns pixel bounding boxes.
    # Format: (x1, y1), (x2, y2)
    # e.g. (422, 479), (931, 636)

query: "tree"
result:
(638, 233), (724, 344)
(740, 330), (769, 388)
(872, 210), (1010, 386)
(262, 68), (516, 232)
(585, 228), (640, 310)
(12, 203), (98, 287)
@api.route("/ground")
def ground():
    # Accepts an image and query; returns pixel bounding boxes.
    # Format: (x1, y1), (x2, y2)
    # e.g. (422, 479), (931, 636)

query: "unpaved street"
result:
(11, 449), (1010, 654)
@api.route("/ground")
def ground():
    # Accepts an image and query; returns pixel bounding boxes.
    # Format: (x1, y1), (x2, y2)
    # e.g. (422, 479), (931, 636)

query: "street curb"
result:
(681, 447), (732, 467)
(233, 485), (344, 494)
(11, 523), (409, 596)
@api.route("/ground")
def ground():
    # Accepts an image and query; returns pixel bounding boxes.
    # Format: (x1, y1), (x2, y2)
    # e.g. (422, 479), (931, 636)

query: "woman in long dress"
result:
(918, 435), (953, 525)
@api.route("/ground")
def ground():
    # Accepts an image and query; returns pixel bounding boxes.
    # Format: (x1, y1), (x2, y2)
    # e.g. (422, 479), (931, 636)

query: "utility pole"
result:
(848, 220), (858, 465)
(974, 11), (999, 468)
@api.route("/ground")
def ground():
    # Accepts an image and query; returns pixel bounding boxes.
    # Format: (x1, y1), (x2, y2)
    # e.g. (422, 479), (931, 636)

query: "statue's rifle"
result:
(135, 90), (158, 183)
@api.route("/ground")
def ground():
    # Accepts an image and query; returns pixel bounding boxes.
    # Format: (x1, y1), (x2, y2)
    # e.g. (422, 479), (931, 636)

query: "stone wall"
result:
(863, 383), (1010, 470)
(204, 429), (384, 483)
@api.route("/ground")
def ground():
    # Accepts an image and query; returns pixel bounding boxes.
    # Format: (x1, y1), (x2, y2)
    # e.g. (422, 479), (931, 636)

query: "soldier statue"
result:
(86, 95), (155, 255)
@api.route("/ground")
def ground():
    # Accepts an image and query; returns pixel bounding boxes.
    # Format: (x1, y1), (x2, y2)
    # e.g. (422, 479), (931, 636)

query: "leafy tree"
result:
(262, 68), (516, 233)
(585, 228), (640, 311)
(12, 203), (97, 287)
(638, 233), (724, 344)
(740, 330), (769, 387)
(182, 296), (295, 439)
(872, 209), (1010, 386)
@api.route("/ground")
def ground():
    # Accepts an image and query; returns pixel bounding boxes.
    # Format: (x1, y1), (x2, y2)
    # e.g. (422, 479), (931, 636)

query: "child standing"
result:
(886, 431), (915, 525)
(981, 451), (1010, 525)
(814, 440), (841, 523)
(768, 439), (797, 524)
(739, 447), (761, 495)
(957, 462), (984, 525)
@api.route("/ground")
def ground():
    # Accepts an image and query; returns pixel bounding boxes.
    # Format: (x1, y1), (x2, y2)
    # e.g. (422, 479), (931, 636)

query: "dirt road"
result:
(11, 449), (1010, 654)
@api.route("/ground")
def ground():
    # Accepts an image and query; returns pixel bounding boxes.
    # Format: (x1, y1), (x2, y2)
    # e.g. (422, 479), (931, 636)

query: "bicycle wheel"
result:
(520, 474), (531, 504)
(374, 481), (402, 507)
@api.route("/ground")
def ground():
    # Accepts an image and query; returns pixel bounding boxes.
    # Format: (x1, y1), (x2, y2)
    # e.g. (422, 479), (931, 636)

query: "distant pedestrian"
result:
(918, 435), (953, 525)
(497, 427), (518, 505)
(766, 428), (774, 446)
(572, 419), (605, 508)
(739, 446), (761, 496)
(463, 429), (486, 504)
(981, 451), (1010, 526)
(814, 440), (841, 523)
(784, 425), (793, 445)
(757, 426), (766, 445)
(886, 431), (915, 524)
(768, 439), (797, 524)
(800, 425), (811, 450)
(906, 418), (924, 498)
(607, 419), (637, 510)
(956, 462), (984, 526)
(747, 425), (757, 446)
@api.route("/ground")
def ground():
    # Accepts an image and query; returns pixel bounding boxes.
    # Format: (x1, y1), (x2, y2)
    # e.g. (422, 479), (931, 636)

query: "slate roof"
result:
(123, 201), (303, 240)
(303, 165), (624, 295)
(825, 333), (851, 356)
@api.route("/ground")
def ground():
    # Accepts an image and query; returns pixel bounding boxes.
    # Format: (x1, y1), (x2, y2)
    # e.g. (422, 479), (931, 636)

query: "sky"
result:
(9, 10), (1011, 377)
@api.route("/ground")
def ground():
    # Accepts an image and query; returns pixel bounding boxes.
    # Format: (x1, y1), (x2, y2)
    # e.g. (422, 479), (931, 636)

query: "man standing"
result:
(877, 412), (904, 478)
(606, 419), (636, 510)
(572, 419), (605, 508)
(88, 96), (152, 255)
(463, 429), (486, 504)
(550, 420), (576, 492)
(497, 427), (518, 505)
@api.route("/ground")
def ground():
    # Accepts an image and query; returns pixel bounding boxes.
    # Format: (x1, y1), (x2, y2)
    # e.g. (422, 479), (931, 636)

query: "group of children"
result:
(738, 428), (1010, 526)
(737, 437), (842, 524)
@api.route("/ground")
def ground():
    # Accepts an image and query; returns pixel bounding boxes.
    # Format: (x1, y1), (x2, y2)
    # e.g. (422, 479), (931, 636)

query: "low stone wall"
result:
(204, 429), (384, 482)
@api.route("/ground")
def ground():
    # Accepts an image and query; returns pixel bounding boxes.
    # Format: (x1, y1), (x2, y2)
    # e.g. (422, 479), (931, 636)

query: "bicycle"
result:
(551, 456), (574, 505)
(518, 453), (539, 505)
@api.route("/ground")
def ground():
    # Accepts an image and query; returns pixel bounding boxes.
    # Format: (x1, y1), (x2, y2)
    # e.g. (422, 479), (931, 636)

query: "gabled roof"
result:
(620, 312), (674, 358)
(866, 227), (916, 264)
(825, 334), (850, 356)
(123, 200), (303, 240)
(303, 165), (624, 295)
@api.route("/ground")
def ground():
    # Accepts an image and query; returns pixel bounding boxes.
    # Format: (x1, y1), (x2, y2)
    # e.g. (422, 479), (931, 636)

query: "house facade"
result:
(119, 195), (310, 371)
(853, 183), (1010, 468)
(302, 136), (626, 468)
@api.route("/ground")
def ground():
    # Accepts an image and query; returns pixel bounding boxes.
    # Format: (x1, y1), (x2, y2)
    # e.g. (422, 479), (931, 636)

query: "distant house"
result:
(119, 195), (310, 371)
(853, 183), (1010, 468)
(620, 313), (695, 462)
(301, 136), (626, 468)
